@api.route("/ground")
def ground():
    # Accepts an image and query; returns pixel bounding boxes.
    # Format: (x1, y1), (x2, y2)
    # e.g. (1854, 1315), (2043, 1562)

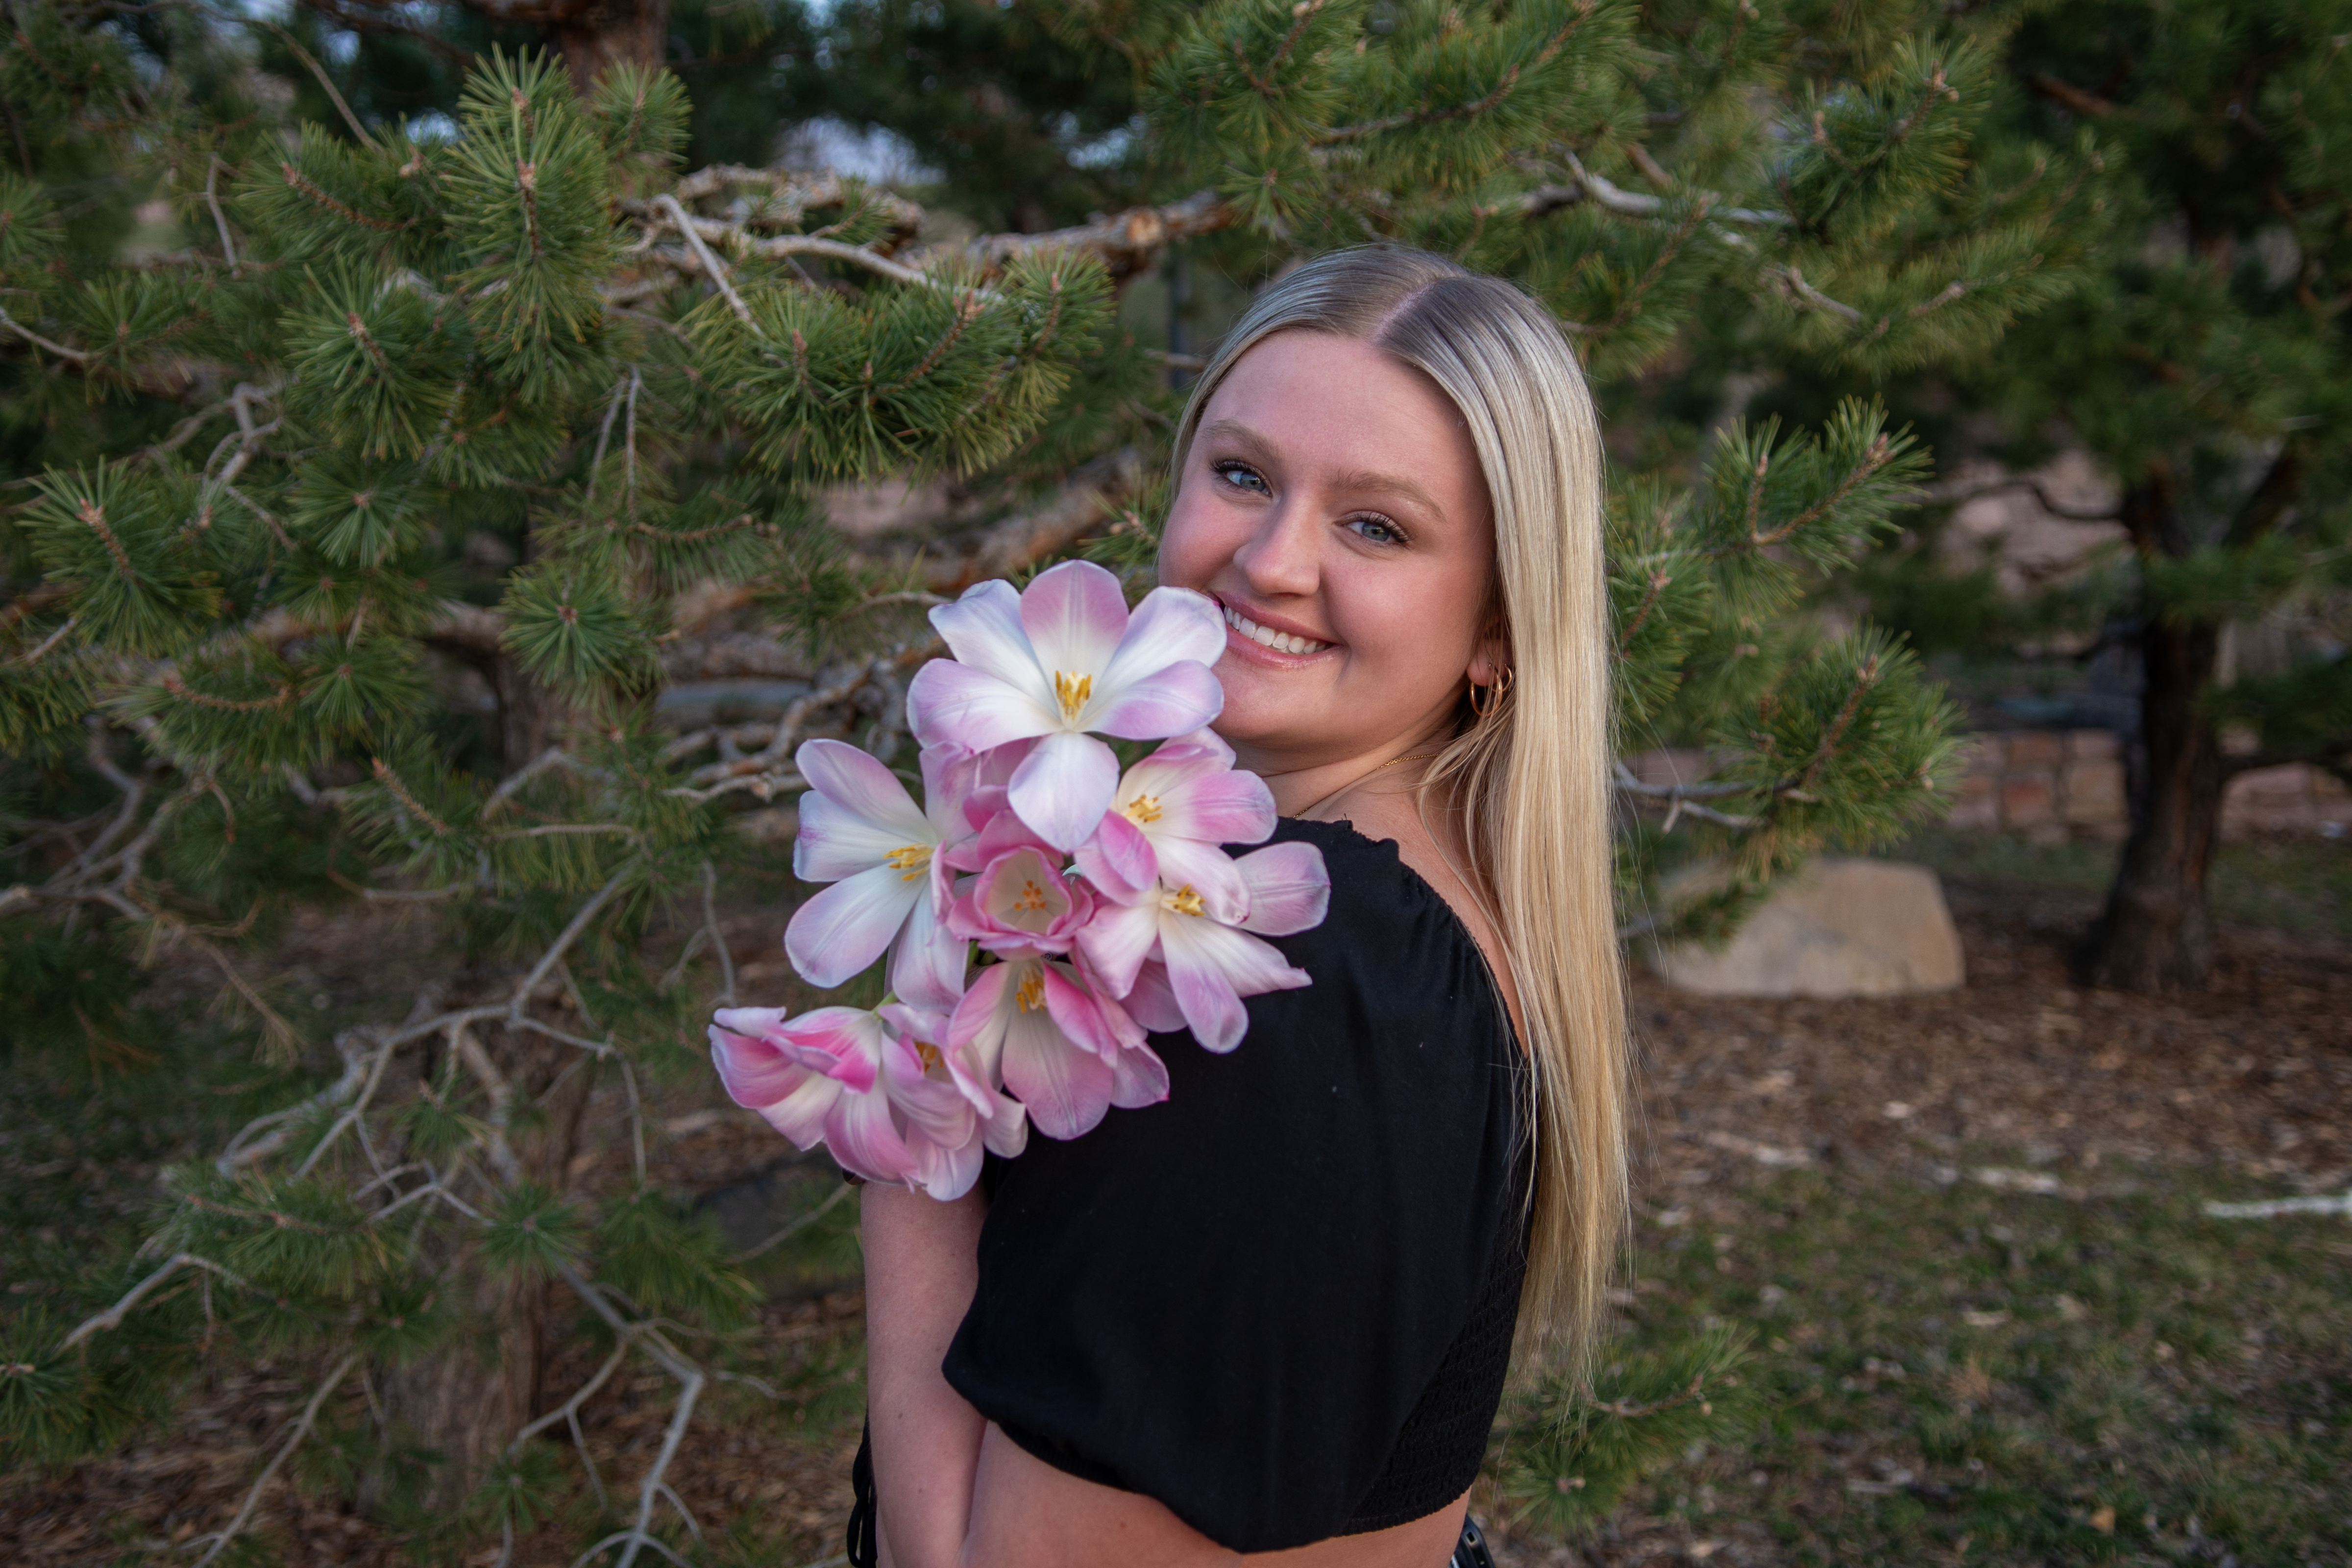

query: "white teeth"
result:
(1222, 605), (1329, 656)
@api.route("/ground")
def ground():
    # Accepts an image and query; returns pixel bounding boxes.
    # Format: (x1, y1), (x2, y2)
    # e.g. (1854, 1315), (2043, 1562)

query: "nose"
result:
(1230, 493), (1320, 601)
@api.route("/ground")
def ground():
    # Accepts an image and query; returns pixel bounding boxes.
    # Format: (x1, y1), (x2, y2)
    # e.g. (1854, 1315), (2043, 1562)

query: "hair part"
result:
(1168, 245), (1629, 1369)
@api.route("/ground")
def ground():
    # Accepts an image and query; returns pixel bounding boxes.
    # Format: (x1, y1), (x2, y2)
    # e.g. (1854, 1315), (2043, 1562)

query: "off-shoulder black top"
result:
(937, 817), (1530, 1553)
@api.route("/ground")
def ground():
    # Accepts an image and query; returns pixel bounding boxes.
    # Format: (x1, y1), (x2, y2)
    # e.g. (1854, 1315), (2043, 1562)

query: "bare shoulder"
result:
(1304, 780), (1526, 1047)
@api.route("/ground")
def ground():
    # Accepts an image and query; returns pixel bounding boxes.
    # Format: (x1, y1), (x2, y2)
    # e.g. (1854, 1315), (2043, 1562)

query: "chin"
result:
(1206, 672), (1309, 750)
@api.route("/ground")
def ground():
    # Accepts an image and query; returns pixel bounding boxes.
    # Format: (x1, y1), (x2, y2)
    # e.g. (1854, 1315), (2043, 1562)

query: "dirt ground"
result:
(1477, 873), (2352, 1568)
(6, 870), (2347, 1567)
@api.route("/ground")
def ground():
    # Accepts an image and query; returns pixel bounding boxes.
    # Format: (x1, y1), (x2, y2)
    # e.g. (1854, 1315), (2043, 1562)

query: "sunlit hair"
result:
(1167, 245), (1626, 1365)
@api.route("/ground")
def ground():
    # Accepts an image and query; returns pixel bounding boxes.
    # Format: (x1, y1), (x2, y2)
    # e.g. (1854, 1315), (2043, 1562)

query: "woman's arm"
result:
(861, 1182), (989, 1568)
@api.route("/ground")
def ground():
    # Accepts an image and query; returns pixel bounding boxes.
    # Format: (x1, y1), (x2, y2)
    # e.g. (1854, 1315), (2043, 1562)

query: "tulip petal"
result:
(795, 787), (927, 884)
(1072, 894), (1161, 999)
(979, 1094), (1030, 1157)
(787, 1006), (889, 1093)
(1121, 958), (1186, 1033)
(1153, 768), (1277, 849)
(906, 659), (1059, 754)
(798, 740), (930, 836)
(1160, 915), (1309, 1053)
(1018, 560), (1130, 683)
(824, 1081), (913, 1184)
(1088, 659), (1225, 742)
(709, 1013), (803, 1106)
(785, 864), (919, 988)
(887, 889), (969, 1010)
(1236, 841), (1334, 936)
(883, 1037), (977, 1145)
(1008, 729), (1120, 851)
(1151, 840), (1250, 924)
(1102, 587), (1226, 691)
(1040, 962), (1125, 1062)
(909, 1127), (983, 1201)
(1001, 1003), (1117, 1140)
(1106, 1039), (1170, 1110)
(756, 1072), (842, 1150)
(1073, 809), (1157, 903)
(929, 579), (1051, 695)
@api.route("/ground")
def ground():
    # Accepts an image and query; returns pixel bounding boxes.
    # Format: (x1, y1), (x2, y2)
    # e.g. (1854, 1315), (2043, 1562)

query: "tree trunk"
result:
(2082, 613), (2224, 991)
(551, 0), (672, 93)
(493, 652), (567, 777)
(368, 1276), (545, 1513)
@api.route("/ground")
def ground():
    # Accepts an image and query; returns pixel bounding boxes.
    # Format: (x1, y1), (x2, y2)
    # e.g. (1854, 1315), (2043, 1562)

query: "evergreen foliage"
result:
(0, 0), (2110, 1555)
(1883, 1), (2352, 992)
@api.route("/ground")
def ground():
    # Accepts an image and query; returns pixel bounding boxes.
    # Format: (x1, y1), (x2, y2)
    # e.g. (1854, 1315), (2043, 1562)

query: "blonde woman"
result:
(853, 245), (1628, 1568)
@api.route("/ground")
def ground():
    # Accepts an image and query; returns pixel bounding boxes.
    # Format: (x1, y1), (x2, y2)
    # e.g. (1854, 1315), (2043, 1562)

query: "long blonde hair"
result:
(1168, 245), (1627, 1364)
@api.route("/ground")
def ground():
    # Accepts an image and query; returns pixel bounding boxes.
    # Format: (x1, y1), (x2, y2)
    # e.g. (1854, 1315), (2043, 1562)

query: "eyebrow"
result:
(1197, 418), (1450, 520)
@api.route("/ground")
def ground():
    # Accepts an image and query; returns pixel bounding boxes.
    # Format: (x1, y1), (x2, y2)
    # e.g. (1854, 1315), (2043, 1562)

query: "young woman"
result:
(851, 245), (1628, 1568)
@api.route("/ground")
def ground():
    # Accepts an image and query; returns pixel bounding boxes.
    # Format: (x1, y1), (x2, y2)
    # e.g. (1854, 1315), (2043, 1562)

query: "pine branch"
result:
(912, 188), (1240, 283)
(1521, 153), (1788, 227)
(0, 304), (88, 361)
(60, 1252), (253, 1348)
(1918, 473), (2121, 522)
(190, 1351), (362, 1568)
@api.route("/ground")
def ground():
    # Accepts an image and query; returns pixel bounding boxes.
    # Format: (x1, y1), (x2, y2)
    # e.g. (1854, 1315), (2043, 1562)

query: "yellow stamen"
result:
(885, 844), (931, 882)
(914, 1039), (943, 1073)
(1164, 884), (1205, 918)
(1053, 670), (1092, 722)
(1123, 793), (1163, 825)
(1011, 879), (1051, 913)
(1015, 970), (1046, 1012)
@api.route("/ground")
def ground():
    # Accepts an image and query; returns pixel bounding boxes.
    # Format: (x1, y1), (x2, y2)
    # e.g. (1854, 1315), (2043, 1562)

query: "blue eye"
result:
(1212, 460), (1271, 496)
(1348, 515), (1404, 546)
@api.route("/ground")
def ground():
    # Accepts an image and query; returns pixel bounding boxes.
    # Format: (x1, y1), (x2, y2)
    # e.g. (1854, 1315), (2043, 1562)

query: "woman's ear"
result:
(1466, 634), (1511, 690)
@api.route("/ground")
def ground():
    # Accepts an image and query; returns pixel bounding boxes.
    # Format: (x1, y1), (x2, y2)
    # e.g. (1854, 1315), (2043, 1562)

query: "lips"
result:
(1220, 603), (1332, 656)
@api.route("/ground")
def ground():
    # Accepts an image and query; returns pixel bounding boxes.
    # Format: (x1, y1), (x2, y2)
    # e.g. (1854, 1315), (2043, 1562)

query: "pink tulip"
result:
(906, 561), (1225, 851)
(1073, 729), (1275, 913)
(948, 956), (1167, 1140)
(710, 1006), (912, 1185)
(882, 1000), (1028, 1170)
(1076, 841), (1329, 1054)
(785, 739), (974, 1008)
(947, 840), (1098, 959)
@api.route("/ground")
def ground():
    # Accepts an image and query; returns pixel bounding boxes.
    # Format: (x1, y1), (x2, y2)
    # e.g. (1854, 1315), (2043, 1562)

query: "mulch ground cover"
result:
(5, 869), (2347, 1566)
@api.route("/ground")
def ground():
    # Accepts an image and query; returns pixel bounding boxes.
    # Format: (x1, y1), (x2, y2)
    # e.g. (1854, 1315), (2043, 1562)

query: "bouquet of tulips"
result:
(709, 562), (1332, 1201)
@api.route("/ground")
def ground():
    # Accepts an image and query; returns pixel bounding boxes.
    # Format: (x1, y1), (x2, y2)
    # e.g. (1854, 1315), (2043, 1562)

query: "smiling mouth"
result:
(1222, 604), (1332, 656)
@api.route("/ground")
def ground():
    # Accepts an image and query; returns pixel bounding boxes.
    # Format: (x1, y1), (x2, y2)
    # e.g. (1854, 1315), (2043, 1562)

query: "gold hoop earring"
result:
(1469, 666), (1512, 720)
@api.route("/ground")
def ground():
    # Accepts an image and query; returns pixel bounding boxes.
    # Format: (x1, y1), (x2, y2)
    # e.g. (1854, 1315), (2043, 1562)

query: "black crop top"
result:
(936, 817), (1531, 1553)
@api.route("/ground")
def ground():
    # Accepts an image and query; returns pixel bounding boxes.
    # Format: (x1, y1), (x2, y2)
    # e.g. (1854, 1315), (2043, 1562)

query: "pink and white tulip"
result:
(785, 739), (973, 1008)
(882, 1000), (1028, 1167)
(948, 956), (1167, 1140)
(709, 1005), (910, 1185)
(906, 560), (1225, 850)
(1074, 729), (1274, 914)
(948, 841), (1098, 959)
(1077, 842), (1330, 1053)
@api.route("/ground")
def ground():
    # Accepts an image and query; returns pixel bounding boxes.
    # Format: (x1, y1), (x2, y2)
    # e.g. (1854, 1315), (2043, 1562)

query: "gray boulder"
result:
(1649, 858), (1964, 998)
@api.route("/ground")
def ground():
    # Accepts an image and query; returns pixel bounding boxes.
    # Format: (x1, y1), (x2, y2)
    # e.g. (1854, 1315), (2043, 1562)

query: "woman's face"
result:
(1157, 329), (1498, 775)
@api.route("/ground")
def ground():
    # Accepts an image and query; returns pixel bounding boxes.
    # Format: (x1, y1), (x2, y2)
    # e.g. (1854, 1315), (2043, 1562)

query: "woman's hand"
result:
(862, 1182), (989, 1568)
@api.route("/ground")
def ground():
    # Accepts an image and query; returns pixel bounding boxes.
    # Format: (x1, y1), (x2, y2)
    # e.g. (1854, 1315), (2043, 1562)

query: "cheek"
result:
(1155, 486), (1237, 590)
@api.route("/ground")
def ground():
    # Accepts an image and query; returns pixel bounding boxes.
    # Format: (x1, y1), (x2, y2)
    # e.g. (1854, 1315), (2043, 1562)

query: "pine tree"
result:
(1933, 2), (2352, 993)
(0, 0), (2107, 1556)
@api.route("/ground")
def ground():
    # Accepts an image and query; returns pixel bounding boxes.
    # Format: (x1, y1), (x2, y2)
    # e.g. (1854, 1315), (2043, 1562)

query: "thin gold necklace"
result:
(1261, 749), (1439, 783)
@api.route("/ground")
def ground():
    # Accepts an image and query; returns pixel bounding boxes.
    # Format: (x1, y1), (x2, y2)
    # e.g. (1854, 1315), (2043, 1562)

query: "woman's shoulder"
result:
(1267, 808), (1524, 1047)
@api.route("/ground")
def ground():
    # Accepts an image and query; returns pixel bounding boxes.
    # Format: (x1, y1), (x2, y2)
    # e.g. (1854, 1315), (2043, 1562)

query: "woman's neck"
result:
(1233, 720), (1460, 819)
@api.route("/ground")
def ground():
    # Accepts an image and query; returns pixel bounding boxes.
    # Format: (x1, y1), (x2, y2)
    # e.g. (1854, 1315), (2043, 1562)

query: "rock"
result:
(1650, 858), (1965, 999)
